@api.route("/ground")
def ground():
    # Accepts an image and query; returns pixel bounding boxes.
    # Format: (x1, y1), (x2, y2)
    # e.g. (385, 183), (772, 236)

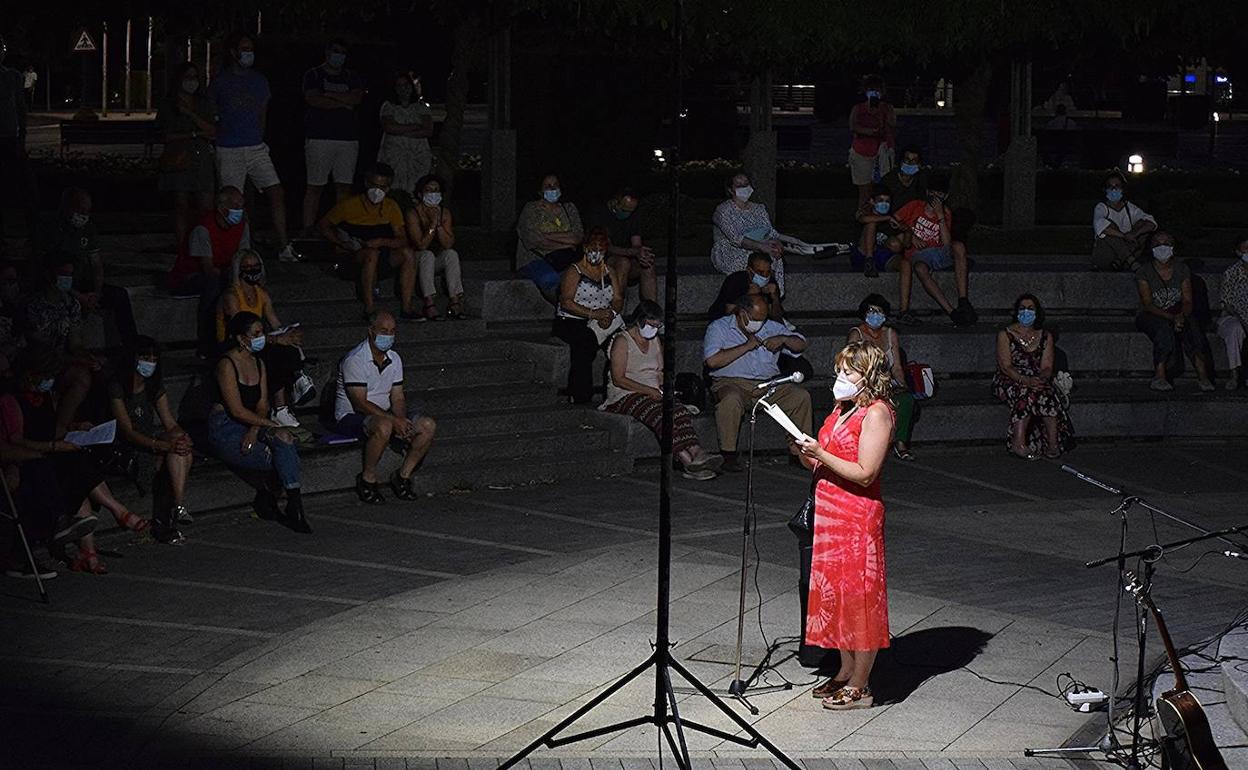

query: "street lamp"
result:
(1127, 153), (1145, 174)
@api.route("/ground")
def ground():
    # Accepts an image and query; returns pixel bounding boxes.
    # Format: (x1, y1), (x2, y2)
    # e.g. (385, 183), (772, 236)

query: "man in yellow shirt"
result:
(317, 163), (419, 318)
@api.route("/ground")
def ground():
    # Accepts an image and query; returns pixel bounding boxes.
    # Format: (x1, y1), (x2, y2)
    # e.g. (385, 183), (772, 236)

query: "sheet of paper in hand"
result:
(66, 420), (117, 447)
(759, 400), (813, 443)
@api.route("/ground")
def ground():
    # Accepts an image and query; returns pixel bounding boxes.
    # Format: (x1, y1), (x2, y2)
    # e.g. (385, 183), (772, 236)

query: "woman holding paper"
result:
(217, 248), (310, 428)
(553, 229), (624, 405)
(795, 341), (895, 710)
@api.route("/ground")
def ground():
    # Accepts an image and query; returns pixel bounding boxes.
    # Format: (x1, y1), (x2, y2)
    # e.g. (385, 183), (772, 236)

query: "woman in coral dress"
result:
(795, 341), (895, 710)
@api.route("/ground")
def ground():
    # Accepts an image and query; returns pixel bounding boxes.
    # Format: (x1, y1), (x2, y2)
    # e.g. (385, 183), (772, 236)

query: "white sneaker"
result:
(272, 406), (300, 427)
(277, 244), (303, 263)
(1149, 378), (1173, 392)
(1197, 379), (1215, 393)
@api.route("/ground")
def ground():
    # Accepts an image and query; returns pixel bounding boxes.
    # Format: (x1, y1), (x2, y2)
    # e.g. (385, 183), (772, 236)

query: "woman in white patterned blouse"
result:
(1218, 235), (1248, 389)
(711, 173), (787, 293)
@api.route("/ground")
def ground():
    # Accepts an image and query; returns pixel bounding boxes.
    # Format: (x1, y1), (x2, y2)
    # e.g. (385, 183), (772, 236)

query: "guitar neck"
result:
(1140, 594), (1188, 692)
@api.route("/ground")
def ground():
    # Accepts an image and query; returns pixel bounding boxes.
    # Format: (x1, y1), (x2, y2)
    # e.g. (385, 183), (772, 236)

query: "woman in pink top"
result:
(848, 75), (896, 209)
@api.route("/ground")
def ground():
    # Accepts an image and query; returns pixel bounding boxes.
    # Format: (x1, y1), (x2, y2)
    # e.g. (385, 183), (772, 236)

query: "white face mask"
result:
(639, 324), (660, 339)
(366, 187), (386, 204)
(734, 185), (754, 201)
(585, 250), (605, 265)
(69, 212), (90, 228)
(1240, 251), (1248, 263)
(832, 373), (863, 401)
(743, 317), (764, 333)
(1152, 244), (1174, 263)
(421, 192), (442, 206)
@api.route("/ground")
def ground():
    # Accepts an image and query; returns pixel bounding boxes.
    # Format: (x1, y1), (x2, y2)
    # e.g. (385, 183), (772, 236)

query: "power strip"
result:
(1066, 688), (1108, 712)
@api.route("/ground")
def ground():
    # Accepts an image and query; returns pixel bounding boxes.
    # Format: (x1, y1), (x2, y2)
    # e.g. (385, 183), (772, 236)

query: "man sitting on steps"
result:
(333, 310), (437, 505)
(703, 294), (811, 472)
(891, 181), (977, 327)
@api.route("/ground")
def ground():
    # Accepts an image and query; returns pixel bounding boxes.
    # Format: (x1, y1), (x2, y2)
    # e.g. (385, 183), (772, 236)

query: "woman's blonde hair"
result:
(835, 341), (893, 403)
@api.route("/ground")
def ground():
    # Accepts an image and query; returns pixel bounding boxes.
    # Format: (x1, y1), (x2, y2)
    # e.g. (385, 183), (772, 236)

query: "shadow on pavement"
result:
(871, 625), (995, 705)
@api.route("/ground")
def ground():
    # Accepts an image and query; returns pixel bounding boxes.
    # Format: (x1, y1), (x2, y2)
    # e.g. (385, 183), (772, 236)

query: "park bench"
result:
(60, 119), (160, 158)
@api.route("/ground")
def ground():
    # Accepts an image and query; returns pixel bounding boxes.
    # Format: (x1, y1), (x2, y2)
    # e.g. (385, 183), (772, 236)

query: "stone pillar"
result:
(481, 18), (516, 236)
(743, 71), (777, 215)
(1003, 59), (1036, 230)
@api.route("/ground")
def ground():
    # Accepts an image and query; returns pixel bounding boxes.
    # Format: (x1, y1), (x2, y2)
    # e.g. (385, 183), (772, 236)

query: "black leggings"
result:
(260, 343), (302, 398)
(552, 316), (607, 404)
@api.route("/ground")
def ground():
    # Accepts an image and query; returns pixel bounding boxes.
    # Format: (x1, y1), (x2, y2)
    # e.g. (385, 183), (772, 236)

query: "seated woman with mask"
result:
(601, 301), (722, 480)
(552, 230), (624, 405)
(846, 294), (916, 460)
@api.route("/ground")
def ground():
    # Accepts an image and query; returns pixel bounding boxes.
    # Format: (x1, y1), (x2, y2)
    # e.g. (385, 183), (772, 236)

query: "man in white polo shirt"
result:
(334, 310), (437, 504)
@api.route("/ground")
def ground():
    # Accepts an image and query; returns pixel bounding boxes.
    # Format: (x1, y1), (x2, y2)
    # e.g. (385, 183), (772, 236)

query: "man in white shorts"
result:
(208, 31), (299, 262)
(301, 38), (364, 232)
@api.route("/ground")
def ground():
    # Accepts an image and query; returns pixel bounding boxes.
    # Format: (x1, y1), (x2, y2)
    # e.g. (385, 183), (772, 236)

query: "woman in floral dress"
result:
(795, 341), (895, 710)
(991, 293), (1074, 459)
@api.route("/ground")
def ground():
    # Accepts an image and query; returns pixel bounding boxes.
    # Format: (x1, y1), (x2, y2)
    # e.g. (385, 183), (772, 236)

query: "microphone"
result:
(756, 370), (805, 390)
(1060, 464), (1122, 496)
(1224, 551), (1248, 561)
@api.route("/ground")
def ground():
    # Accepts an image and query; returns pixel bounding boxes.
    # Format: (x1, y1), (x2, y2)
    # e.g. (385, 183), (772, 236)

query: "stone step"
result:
(510, 322), (1238, 385)
(139, 438), (633, 515)
(481, 264), (1234, 323)
(593, 376), (1248, 459)
(1220, 626), (1248, 738)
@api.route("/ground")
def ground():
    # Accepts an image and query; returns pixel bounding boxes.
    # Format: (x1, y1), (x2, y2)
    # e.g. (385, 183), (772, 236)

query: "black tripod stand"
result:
(1025, 465), (1248, 769)
(498, 4), (799, 768)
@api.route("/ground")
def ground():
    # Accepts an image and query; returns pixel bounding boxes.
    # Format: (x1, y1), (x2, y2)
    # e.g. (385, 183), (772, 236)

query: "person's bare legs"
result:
(334, 183), (352, 204)
(913, 261), (955, 313)
(53, 364), (92, 438)
(357, 248), (380, 314)
(847, 648), (878, 690)
(835, 649), (855, 683)
(396, 248), (417, 315)
(361, 415), (393, 484)
(301, 184), (323, 231)
(1010, 416), (1031, 456)
(897, 256), (914, 313)
(952, 241), (970, 301)
(856, 183), (871, 210)
(398, 417), (436, 478)
(1043, 415), (1060, 456)
(88, 480), (129, 520)
(264, 184), (289, 246)
(158, 448), (191, 507)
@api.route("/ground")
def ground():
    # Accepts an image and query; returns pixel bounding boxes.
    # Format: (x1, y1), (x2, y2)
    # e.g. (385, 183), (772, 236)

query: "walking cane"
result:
(0, 467), (49, 603)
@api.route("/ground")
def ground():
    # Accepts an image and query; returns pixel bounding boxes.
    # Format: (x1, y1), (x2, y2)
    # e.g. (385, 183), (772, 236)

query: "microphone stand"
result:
(723, 388), (795, 715)
(1026, 465), (1248, 769)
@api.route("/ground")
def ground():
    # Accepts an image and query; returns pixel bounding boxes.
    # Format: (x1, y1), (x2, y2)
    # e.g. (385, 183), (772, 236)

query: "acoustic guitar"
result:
(1125, 573), (1228, 770)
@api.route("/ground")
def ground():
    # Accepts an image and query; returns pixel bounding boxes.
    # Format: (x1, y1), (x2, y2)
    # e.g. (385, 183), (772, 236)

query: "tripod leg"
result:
(497, 650), (658, 770)
(667, 656), (803, 770)
(661, 661), (692, 770)
(12, 519), (48, 603)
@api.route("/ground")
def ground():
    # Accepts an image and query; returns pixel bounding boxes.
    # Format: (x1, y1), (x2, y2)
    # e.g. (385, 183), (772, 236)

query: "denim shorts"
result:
(912, 245), (953, 271)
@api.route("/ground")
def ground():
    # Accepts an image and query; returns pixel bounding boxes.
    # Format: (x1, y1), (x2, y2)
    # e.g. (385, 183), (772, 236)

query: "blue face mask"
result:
(136, 360), (157, 379)
(327, 52), (347, 69)
(56, 275), (74, 292)
(373, 333), (395, 352)
(542, 189), (561, 203)
(237, 51), (255, 68)
(36, 378), (56, 393)
(866, 90), (881, 100)
(873, 201), (891, 215)
(1017, 308), (1037, 327)
(225, 208), (244, 226)
(1106, 188), (1123, 203)
(865, 311), (886, 329)
(900, 162), (920, 176)
(614, 208), (633, 221)
(751, 272), (769, 288)
(248, 335), (267, 353)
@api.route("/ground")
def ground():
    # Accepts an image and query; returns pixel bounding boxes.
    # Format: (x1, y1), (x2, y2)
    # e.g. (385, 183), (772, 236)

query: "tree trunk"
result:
(436, 14), (483, 195)
(949, 57), (993, 211)
(742, 70), (777, 216)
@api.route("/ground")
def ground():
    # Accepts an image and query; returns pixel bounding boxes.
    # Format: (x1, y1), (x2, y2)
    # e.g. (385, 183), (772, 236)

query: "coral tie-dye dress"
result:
(804, 401), (893, 652)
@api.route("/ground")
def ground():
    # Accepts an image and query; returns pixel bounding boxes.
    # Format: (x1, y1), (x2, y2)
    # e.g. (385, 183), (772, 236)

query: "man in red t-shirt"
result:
(890, 184), (976, 326)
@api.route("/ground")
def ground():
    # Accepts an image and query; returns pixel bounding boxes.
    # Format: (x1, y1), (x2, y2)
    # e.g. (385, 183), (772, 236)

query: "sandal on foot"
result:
(422, 301), (443, 322)
(446, 297), (467, 319)
(812, 677), (849, 699)
(390, 471), (420, 501)
(821, 685), (874, 710)
(69, 547), (108, 575)
(114, 510), (150, 533)
(1006, 447), (1038, 461)
(356, 473), (385, 505)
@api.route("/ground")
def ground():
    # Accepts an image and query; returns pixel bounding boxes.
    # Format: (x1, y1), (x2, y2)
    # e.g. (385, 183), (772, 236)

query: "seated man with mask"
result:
(587, 187), (657, 304)
(703, 294), (811, 472)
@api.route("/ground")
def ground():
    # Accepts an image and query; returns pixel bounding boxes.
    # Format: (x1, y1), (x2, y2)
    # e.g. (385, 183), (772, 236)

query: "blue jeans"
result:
(912, 245), (953, 271)
(207, 409), (302, 490)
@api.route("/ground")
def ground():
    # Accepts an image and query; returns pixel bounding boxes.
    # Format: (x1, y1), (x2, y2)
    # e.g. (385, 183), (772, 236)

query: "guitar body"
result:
(1156, 689), (1228, 770)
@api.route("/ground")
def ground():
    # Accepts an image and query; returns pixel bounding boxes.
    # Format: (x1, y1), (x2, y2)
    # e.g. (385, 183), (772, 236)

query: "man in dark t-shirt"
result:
(586, 188), (656, 303)
(301, 38), (365, 231)
(880, 146), (928, 213)
(708, 252), (784, 321)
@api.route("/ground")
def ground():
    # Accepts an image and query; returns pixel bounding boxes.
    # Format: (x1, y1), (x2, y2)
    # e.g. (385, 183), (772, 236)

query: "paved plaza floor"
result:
(3, 440), (1247, 769)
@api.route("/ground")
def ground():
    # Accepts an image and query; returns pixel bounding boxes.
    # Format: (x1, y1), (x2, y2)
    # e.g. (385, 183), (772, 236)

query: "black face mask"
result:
(241, 270), (262, 285)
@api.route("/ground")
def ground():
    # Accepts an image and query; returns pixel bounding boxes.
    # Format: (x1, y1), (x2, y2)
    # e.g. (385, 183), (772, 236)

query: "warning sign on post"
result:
(72, 29), (97, 53)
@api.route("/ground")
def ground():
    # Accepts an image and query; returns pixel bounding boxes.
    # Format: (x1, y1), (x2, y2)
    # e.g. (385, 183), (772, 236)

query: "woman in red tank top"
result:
(795, 341), (895, 710)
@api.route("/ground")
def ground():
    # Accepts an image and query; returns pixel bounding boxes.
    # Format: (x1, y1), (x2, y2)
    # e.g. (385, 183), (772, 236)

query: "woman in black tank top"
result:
(208, 312), (311, 533)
